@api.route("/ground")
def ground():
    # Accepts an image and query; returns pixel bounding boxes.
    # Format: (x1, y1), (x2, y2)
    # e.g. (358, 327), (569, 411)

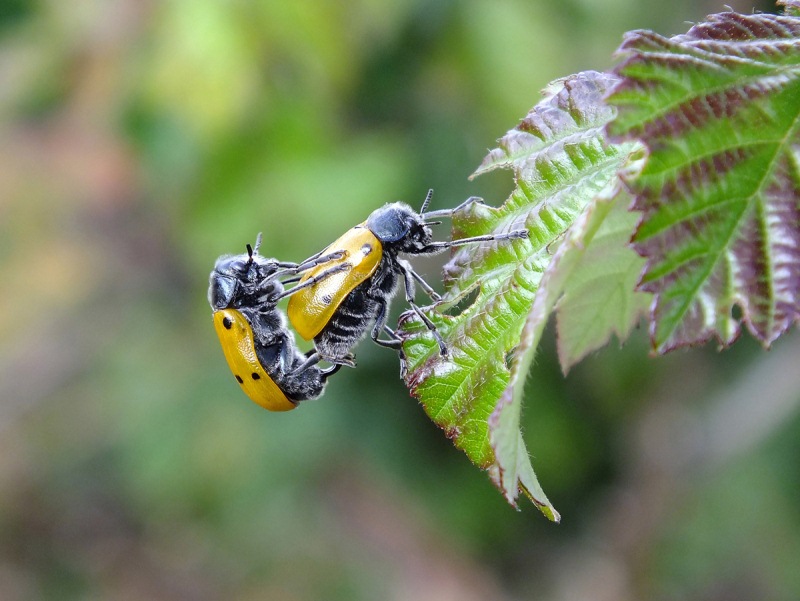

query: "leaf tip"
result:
(778, 0), (800, 17)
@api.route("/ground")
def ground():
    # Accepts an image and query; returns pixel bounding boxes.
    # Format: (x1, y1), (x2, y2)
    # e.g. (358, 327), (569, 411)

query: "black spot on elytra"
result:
(322, 294), (333, 305)
(361, 243), (372, 255)
(251, 373), (260, 380)
(223, 316), (233, 329)
(235, 375), (244, 383)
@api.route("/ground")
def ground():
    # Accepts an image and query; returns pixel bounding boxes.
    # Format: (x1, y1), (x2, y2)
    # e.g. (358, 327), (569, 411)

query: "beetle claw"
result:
(336, 354), (358, 369)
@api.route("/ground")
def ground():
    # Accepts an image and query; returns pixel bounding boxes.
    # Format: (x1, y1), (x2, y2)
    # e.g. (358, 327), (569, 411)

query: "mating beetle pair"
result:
(209, 191), (529, 411)
(208, 236), (343, 411)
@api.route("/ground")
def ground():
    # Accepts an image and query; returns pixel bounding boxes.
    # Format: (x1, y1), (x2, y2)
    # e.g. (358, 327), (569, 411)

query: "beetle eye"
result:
(209, 274), (237, 309)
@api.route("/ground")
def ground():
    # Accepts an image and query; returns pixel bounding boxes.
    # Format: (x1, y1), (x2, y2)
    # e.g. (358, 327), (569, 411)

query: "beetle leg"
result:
(272, 261), (301, 270)
(293, 250), (346, 273)
(370, 301), (409, 377)
(292, 349), (356, 376)
(254, 279), (285, 305)
(382, 324), (408, 378)
(400, 259), (441, 302)
(320, 363), (341, 378)
(370, 298), (402, 350)
(275, 263), (352, 300)
(421, 195), (486, 219)
(290, 352), (321, 375)
(422, 229), (529, 253)
(271, 250), (345, 283)
(326, 352), (357, 368)
(398, 263), (448, 356)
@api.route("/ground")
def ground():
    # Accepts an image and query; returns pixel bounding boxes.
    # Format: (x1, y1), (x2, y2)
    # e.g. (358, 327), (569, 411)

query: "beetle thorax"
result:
(366, 202), (432, 254)
(208, 253), (283, 309)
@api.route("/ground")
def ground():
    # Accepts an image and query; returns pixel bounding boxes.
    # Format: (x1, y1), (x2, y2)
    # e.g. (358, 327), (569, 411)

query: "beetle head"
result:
(366, 202), (432, 253)
(208, 236), (283, 310)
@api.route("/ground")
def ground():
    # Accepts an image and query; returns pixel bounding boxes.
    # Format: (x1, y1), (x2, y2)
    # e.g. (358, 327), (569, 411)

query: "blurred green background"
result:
(2, 1), (798, 599)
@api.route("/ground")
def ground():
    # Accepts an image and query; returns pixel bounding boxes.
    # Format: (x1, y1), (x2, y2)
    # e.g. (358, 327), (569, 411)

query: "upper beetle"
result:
(286, 190), (528, 372)
(209, 236), (342, 411)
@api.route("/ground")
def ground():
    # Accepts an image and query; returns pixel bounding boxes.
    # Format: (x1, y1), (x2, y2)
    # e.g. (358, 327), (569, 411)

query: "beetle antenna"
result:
(419, 188), (434, 215)
(423, 220), (443, 226)
(246, 232), (264, 265)
(244, 233), (264, 270)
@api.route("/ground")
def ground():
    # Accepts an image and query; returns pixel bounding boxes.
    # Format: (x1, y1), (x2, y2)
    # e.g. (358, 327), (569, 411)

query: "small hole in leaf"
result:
(440, 287), (480, 317)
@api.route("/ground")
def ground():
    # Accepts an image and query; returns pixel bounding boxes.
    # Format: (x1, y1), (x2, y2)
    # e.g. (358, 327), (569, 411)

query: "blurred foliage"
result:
(0, 1), (797, 600)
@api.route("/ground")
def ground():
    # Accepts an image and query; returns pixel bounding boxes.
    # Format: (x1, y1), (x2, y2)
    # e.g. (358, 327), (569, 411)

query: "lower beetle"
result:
(209, 236), (342, 411)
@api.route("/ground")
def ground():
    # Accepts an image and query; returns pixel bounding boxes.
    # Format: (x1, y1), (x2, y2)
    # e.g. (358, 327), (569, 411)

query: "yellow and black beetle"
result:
(209, 236), (343, 411)
(286, 190), (528, 372)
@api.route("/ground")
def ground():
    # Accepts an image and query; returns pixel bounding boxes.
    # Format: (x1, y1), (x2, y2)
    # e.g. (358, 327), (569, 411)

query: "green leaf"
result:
(781, 0), (800, 18)
(528, 155), (651, 373)
(607, 7), (800, 352)
(399, 71), (633, 517)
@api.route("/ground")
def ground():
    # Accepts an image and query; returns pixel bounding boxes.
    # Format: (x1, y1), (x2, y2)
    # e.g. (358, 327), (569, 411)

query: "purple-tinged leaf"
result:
(780, 0), (800, 18)
(607, 6), (800, 352)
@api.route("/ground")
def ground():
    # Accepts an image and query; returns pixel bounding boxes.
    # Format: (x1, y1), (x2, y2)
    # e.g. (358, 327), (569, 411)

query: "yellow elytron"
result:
(287, 224), (382, 340)
(213, 308), (297, 411)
